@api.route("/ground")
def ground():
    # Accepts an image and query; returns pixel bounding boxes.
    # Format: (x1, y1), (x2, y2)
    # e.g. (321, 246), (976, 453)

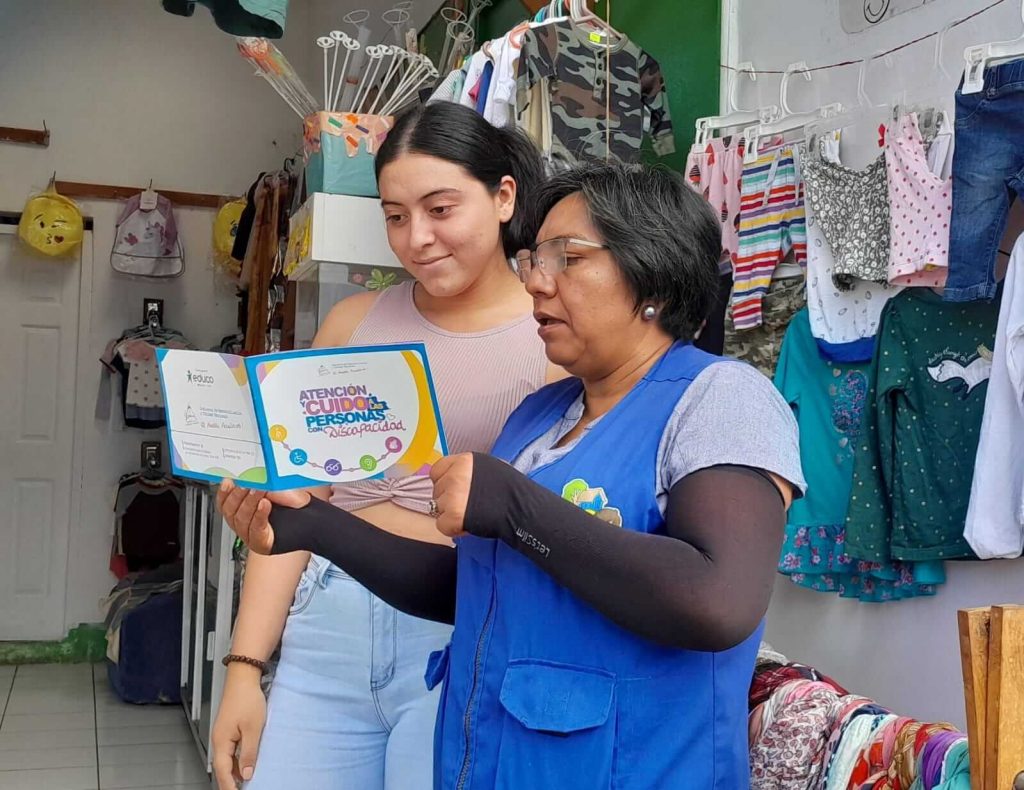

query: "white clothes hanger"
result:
(890, 26), (955, 136)
(743, 62), (842, 163)
(570, 0), (622, 44)
(804, 53), (893, 145)
(962, 0), (1024, 94)
(693, 62), (779, 147)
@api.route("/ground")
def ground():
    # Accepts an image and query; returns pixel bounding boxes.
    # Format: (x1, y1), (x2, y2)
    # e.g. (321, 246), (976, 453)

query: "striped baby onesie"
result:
(732, 145), (807, 330)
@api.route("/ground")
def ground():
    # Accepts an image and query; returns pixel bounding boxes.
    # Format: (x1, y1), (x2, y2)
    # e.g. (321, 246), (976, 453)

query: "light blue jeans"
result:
(246, 554), (452, 790)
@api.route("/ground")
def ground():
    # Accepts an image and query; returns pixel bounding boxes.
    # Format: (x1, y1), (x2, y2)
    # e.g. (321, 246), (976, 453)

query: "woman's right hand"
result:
(217, 480), (310, 555)
(212, 663), (267, 789)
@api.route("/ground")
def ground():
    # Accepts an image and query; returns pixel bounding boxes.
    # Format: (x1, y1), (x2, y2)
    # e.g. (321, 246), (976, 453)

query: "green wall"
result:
(477, 0), (721, 172)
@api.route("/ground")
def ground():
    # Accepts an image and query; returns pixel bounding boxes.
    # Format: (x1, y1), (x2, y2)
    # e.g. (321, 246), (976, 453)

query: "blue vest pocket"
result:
(495, 660), (616, 789)
(424, 643), (451, 691)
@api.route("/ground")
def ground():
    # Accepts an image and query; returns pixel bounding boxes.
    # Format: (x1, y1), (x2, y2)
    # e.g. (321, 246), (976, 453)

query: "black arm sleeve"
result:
(269, 497), (457, 625)
(464, 453), (786, 651)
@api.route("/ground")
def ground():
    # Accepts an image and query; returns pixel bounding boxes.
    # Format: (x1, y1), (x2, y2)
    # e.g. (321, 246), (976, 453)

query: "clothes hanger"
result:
(570, 0), (623, 45)
(693, 62), (779, 148)
(803, 52), (893, 152)
(743, 62), (842, 164)
(890, 22), (955, 136)
(962, 0), (1024, 94)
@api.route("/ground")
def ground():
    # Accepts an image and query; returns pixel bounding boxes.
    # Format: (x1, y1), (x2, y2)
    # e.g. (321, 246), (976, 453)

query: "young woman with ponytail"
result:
(211, 102), (560, 790)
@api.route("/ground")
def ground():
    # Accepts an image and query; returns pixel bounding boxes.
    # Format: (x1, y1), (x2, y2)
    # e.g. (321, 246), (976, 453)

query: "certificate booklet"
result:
(155, 344), (448, 490)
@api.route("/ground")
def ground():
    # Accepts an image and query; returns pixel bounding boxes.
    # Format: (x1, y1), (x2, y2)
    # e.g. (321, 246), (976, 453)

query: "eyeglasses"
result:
(513, 237), (608, 283)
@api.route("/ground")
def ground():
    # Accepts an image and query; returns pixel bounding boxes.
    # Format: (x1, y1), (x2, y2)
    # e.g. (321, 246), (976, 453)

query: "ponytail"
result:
(376, 102), (546, 257)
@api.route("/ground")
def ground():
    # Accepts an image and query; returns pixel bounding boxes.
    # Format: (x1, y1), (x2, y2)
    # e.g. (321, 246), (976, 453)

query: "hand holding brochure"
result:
(155, 344), (448, 490)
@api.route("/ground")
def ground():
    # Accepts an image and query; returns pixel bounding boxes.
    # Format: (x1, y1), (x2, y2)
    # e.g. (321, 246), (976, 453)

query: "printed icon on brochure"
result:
(318, 365), (330, 376)
(269, 424), (288, 442)
(185, 405), (199, 426)
(385, 436), (403, 453)
(324, 459), (342, 476)
(289, 449), (308, 466)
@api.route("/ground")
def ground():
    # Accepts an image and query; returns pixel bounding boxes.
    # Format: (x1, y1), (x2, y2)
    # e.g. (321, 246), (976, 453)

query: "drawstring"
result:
(762, 150), (781, 209)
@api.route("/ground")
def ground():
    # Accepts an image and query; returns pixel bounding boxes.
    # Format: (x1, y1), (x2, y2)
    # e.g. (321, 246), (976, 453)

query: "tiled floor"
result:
(0, 664), (211, 790)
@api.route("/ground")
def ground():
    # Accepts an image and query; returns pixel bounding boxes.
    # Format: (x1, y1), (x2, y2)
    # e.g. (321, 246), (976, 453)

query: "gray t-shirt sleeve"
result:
(655, 360), (806, 514)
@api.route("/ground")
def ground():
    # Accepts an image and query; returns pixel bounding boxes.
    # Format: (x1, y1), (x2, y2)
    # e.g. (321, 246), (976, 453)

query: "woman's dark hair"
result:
(375, 102), (546, 257)
(533, 162), (722, 341)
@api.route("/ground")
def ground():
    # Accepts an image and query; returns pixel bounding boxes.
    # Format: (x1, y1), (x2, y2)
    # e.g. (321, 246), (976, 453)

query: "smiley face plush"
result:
(18, 186), (84, 257)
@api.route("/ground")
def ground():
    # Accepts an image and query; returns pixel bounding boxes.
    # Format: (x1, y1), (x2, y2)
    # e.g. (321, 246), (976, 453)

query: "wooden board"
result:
(959, 607), (991, 790)
(55, 180), (228, 209)
(0, 125), (49, 147)
(985, 605), (1024, 790)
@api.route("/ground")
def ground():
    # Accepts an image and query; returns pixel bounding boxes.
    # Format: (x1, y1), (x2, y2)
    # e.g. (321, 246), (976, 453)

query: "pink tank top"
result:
(330, 280), (548, 514)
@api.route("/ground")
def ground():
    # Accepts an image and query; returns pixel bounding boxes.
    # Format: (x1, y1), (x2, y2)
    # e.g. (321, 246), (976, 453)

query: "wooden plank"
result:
(55, 180), (228, 209)
(520, 0), (547, 12)
(985, 605), (1024, 790)
(959, 607), (991, 790)
(0, 125), (49, 147)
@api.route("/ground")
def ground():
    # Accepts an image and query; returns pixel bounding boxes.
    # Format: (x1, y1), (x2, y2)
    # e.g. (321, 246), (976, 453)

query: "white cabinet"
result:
(287, 193), (402, 283)
(286, 193), (412, 349)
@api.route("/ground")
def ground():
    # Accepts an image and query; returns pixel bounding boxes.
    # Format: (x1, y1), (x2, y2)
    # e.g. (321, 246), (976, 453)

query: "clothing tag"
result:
(140, 189), (158, 211)
(589, 31), (604, 43)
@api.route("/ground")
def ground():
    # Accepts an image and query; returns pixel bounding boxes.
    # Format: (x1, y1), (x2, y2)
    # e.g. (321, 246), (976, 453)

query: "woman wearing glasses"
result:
(220, 162), (805, 789)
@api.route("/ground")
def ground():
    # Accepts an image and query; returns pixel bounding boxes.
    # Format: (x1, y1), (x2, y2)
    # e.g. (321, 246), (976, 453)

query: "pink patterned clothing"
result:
(749, 679), (843, 789)
(885, 113), (951, 288)
(686, 135), (745, 275)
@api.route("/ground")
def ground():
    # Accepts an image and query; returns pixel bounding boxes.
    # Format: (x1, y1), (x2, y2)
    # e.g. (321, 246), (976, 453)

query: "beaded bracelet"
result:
(221, 654), (268, 672)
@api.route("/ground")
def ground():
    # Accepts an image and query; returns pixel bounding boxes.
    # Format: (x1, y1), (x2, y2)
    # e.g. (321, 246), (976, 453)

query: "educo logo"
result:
(186, 370), (216, 386)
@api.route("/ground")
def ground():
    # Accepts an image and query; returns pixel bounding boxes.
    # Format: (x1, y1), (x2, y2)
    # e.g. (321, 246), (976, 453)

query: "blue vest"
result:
(426, 342), (761, 789)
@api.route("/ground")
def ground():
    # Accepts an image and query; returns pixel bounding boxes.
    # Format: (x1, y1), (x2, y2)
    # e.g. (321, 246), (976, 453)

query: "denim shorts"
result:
(946, 58), (1024, 302)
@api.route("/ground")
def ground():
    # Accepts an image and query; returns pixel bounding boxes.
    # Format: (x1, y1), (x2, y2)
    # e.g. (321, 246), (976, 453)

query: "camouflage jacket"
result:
(516, 20), (674, 167)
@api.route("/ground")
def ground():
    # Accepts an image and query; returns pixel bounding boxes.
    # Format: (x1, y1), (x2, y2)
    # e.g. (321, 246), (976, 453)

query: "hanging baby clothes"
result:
(459, 50), (491, 110)
(803, 132), (901, 361)
(885, 112), (951, 288)
(483, 24), (530, 128)
(964, 235), (1024, 559)
(945, 58), (1024, 302)
(803, 150), (890, 290)
(110, 193), (184, 279)
(111, 472), (184, 577)
(845, 288), (1000, 563)
(516, 19), (674, 167)
(100, 324), (195, 428)
(774, 309), (941, 601)
(725, 275), (806, 378)
(429, 67), (467, 104)
(732, 142), (807, 330)
(686, 134), (745, 275)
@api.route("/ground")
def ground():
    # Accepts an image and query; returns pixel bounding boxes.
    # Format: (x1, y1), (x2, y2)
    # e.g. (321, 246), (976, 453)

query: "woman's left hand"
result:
(430, 453), (474, 539)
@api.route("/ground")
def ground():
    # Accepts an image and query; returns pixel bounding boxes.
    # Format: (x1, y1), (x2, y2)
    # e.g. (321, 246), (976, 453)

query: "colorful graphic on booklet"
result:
(255, 348), (445, 483)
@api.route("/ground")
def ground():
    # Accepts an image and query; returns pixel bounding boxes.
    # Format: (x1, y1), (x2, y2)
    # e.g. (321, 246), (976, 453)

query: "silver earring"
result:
(642, 305), (657, 321)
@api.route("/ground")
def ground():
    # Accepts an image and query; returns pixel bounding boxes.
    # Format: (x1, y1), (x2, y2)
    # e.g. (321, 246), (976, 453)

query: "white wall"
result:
(0, 0), (311, 633)
(730, 0), (1024, 729)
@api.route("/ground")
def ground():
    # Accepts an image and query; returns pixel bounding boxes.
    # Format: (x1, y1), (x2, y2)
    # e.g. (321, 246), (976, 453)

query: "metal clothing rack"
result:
(180, 484), (239, 776)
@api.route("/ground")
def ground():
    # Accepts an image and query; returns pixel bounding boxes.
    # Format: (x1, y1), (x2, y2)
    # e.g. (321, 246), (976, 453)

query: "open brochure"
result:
(155, 344), (448, 490)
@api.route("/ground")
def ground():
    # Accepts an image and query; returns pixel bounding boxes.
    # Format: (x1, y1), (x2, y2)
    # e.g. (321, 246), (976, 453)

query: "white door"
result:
(0, 224), (82, 640)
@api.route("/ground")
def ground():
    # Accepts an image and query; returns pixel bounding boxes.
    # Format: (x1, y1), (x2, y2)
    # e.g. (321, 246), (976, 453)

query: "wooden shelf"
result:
(0, 124), (50, 147)
(54, 180), (229, 209)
